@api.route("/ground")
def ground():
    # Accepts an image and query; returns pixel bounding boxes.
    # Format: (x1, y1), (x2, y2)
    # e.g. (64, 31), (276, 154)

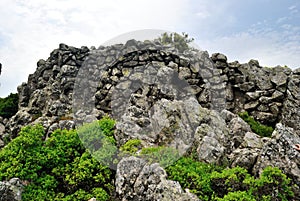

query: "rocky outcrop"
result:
(2, 42), (299, 143)
(116, 156), (199, 201)
(1, 38), (300, 199)
(4, 44), (89, 139)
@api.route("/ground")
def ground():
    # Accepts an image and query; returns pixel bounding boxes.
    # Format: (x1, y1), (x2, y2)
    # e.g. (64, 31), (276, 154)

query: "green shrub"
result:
(0, 93), (18, 118)
(244, 166), (294, 201)
(166, 157), (297, 201)
(210, 167), (250, 199)
(216, 191), (255, 201)
(158, 32), (194, 53)
(120, 139), (142, 154)
(238, 111), (274, 137)
(77, 118), (117, 166)
(166, 157), (223, 200)
(0, 120), (115, 200)
(139, 146), (180, 167)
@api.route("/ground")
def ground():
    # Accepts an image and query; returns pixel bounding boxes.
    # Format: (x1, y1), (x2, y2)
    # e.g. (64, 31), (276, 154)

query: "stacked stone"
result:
(4, 44), (89, 139)
(73, 39), (224, 124)
(211, 53), (296, 127)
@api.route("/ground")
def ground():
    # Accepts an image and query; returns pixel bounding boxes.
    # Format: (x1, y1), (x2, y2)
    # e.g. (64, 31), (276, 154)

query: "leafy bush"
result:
(216, 191), (255, 201)
(158, 32), (194, 53)
(210, 167), (250, 198)
(119, 139), (141, 154)
(238, 111), (274, 137)
(0, 93), (18, 118)
(77, 117), (117, 166)
(166, 157), (223, 200)
(0, 117), (116, 200)
(166, 157), (296, 201)
(139, 146), (180, 167)
(244, 166), (294, 201)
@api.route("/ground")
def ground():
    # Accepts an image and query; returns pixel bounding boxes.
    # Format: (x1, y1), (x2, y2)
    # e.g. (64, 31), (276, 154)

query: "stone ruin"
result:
(0, 39), (299, 200)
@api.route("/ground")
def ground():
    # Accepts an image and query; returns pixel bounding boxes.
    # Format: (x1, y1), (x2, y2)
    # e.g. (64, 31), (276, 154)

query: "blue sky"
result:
(0, 0), (299, 97)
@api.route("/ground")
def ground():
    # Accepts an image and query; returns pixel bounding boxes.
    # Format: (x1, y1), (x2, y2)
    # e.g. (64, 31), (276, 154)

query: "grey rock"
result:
(248, 59), (260, 67)
(253, 123), (300, 186)
(0, 178), (23, 201)
(0, 138), (4, 147)
(244, 101), (259, 110)
(211, 53), (227, 62)
(271, 71), (288, 87)
(0, 123), (5, 136)
(229, 148), (260, 171)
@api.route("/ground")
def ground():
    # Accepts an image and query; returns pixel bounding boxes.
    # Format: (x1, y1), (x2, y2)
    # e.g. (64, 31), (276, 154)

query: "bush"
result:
(244, 166), (294, 201)
(0, 93), (18, 118)
(77, 117), (117, 166)
(0, 118), (116, 200)
(210, 167), (250, 198)
(166, 157), (297, 201)
(158, 32), (194, 53)
(166, 157), (223, 200)
(120, 139), (142, 154)
(238, 111), (274, 137)
(216, 191), (255, 201)
(139, 146), (180, 167)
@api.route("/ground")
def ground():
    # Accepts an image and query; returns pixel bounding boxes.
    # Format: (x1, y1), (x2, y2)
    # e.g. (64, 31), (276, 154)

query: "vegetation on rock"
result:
(238, 111), (274, 137)
(158, 32), (194, 53)
(0, 116), (297, 200)
(0, 93), (18, 119)
(166, 157), (296, 201)
(0, 117), (116, 201)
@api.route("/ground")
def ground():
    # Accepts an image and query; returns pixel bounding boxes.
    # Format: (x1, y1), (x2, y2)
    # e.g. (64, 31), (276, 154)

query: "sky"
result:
(0, 0), (299, 97)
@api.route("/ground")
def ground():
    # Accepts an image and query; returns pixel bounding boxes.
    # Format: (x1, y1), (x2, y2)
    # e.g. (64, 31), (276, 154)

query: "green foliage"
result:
(158, 32), (194, 53)
(166, 157), (296, 201)
(210, 167), (250, 198)
(0, 118), (115, 200)
(139, 146), (180, 167)
(166, 157), (223, 200)
(238, 111), (274, 137)
(244, 166), (294, 201)
(216, 191), (255, 201)
(0, 93), (18, 118)
(120, 139), (141, 154)
(78, 118), (117, 166)
(119, 140), (180, 167)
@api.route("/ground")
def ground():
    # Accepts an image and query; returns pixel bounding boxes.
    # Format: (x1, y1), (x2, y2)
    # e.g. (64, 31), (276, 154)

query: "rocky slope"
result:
(0, 39), (300, 200)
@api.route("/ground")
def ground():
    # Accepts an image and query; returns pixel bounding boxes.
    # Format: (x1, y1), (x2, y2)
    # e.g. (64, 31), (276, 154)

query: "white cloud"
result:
(0, 0), (189, 96)
(0, 0), (299, 97)
(198, 27), (300, 69)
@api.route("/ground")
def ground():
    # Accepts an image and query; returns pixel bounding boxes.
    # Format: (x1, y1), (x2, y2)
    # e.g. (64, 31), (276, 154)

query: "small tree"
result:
(158, 32), (194, 53)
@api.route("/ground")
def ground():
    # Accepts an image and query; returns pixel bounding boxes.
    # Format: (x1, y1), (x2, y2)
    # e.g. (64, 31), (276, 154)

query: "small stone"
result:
(244, 101), (259, 110)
